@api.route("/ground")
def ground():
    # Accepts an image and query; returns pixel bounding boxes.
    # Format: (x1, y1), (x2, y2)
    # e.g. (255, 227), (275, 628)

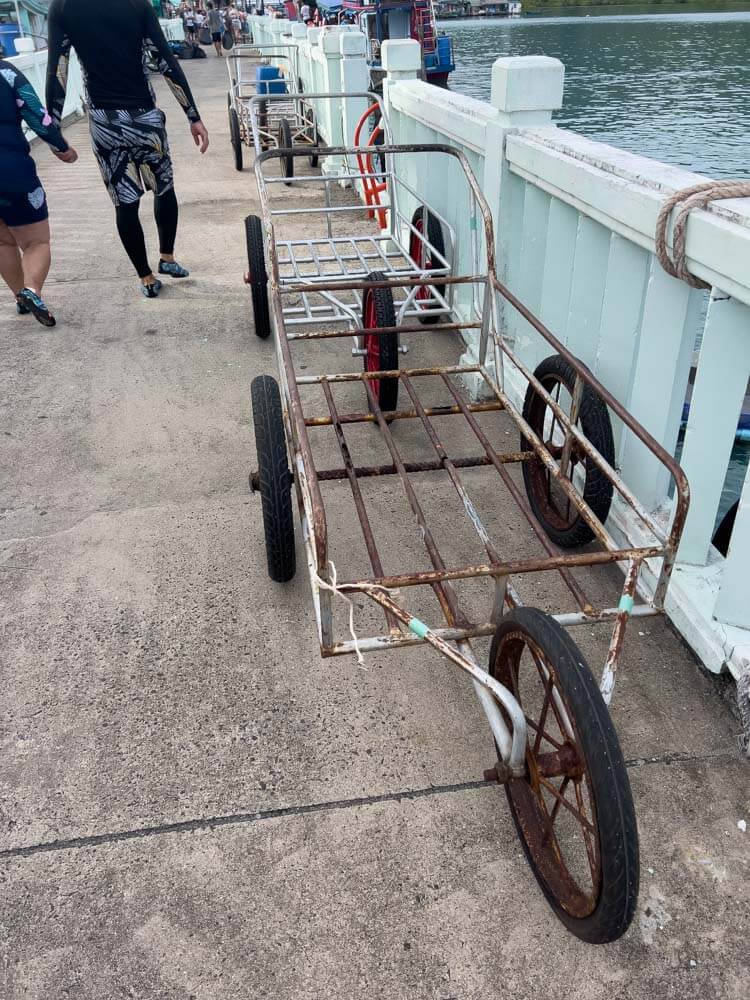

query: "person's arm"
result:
(45, 0), (72, 131)
(8, 61), (70, 154)
(143, 1), (201, 124)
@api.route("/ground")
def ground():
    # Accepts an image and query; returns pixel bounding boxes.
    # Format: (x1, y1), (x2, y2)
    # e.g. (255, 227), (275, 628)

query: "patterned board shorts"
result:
(89, 107), (174, 207)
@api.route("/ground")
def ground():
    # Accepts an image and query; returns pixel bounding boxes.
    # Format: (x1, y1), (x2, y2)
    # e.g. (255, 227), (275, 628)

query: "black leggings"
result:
(114, 187), (179, 279)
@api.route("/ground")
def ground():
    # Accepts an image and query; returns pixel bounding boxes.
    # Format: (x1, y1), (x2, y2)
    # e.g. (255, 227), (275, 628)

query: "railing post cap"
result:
(291, 22), (307, 39)
(321, 27), (344, 55)
(381, 38), (422, 74)
(308, 26), (322, 45)
(340, 31), (367, 57)
(490, 56), (564, 113)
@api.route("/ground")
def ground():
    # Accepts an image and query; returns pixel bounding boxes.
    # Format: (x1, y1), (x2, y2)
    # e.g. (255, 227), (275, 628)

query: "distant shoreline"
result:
(520, 0), (750, 11)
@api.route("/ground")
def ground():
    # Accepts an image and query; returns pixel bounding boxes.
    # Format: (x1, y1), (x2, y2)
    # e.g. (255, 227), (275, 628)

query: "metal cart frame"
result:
(248, 141), (691, 943)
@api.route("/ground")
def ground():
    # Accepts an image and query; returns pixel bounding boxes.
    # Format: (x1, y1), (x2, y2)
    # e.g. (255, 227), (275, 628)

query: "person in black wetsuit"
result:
(46, 0), (210, 299)
(0, 60), (78, 326)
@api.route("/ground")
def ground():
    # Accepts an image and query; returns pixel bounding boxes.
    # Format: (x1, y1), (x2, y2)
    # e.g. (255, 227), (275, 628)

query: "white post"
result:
(319, 28), (345, 176)
(381, 37), (421, 119)
(460, 56), (564, 398)
(339, 31), (369, 180)
(290, 21), (308, 91)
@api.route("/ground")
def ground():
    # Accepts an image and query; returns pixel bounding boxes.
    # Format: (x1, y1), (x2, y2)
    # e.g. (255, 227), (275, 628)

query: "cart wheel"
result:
(362, 271), (399, 414)
(308, 126), (320, 168)
(257, 100), (269, 150)
(278, 118), (294, 185)
(244, 215), (271, 339)
(521, 354), (614, 548)
(251, 375), (296, 583)
(409, 207), (447, 325)
(230, 107), (243, 172)
(489, 607), (638, 944)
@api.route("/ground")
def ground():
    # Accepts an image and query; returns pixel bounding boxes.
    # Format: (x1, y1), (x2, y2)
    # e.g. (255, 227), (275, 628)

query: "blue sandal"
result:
(16, 288), (55, 327)
(158, 260), (189, 278)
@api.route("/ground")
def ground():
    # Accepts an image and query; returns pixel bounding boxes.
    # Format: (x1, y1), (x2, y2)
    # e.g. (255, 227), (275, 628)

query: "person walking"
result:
(46, 0), (210, 299)
(183, 4), (197, 42)
(0, 59), (78, 326)
(206, 2), (225, 56)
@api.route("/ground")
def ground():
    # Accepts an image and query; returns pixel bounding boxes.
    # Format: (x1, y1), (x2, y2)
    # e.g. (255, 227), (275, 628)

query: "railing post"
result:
(460, 56), (564, 398)
(381, 38), (421, 118)
(319, 28), (345, 176)
(678, 294), (750, 566)
(290, 22), (308, 91)
(339, 32), (369, 178)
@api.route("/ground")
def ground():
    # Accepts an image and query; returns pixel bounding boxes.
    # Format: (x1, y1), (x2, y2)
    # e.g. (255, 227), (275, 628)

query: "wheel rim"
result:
(495, 629), (602, 918)
(526, 374), (587, 532)
(363, 290), (381, 402)
(409, 216), (431, 303)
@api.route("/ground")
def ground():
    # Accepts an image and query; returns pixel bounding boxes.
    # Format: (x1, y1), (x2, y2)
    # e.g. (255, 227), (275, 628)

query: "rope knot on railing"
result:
(655, 180), (750, 289)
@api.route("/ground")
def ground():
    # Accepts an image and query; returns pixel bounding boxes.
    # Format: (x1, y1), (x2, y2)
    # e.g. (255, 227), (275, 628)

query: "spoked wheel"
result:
(244, 215), (271, 338)
(409, 207), (447, 325)
(278, 118), (294, 185)
(251, 375), (296, 583)
(489, 607), (638, 943)
(229, 107), (243, 171)
(521, 354), (615, 548)
(362, 271), (399, 414)
(256, 100), (269, 150)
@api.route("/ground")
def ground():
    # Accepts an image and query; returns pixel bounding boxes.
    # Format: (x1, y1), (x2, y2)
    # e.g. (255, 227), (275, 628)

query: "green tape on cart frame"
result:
(618, 595), (634, 615)
(408, 617), (430, 639)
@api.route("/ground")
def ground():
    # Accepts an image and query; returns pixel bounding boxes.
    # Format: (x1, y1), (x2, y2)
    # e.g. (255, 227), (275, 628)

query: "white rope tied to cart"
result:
(655, 180), (750, 289)
(314, 560), (399, 667)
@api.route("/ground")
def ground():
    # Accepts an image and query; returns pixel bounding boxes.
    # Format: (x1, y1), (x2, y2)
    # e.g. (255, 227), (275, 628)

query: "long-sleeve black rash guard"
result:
(45, 0), (201, 128)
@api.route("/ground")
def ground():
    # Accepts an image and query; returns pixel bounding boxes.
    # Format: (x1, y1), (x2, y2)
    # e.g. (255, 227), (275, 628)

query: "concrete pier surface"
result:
(1, 56), (748, 998)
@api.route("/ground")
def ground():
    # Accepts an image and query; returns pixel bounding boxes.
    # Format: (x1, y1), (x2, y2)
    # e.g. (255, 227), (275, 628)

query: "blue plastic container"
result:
(437, 35), (454, 71)
(255, 65), (287, 96)
(0, 23), (22, 57)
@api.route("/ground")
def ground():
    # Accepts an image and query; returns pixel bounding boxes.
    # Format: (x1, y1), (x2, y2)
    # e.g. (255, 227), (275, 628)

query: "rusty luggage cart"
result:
(226, 45), (320, 175)
(245, 139), (690, 944)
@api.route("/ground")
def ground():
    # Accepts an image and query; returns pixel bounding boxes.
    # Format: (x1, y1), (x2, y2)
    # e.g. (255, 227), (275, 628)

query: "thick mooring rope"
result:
(655, 180), (750, 289)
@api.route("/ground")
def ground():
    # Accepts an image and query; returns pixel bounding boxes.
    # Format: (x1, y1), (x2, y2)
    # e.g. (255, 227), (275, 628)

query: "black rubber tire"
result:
(521, 354), (615, 548)
(712, 498), (738, 556)
(229, 107), (243, 171)
(245, 215), (271, 339)
(256, 100), (269, 150)
(308, 125), (320, 168)
(362, 271), (399, 413)
(490, 607), (639, 944)
(251, 376), (296, 583)
(278, 118), (294, 184)
(410, 206), (447, 325)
